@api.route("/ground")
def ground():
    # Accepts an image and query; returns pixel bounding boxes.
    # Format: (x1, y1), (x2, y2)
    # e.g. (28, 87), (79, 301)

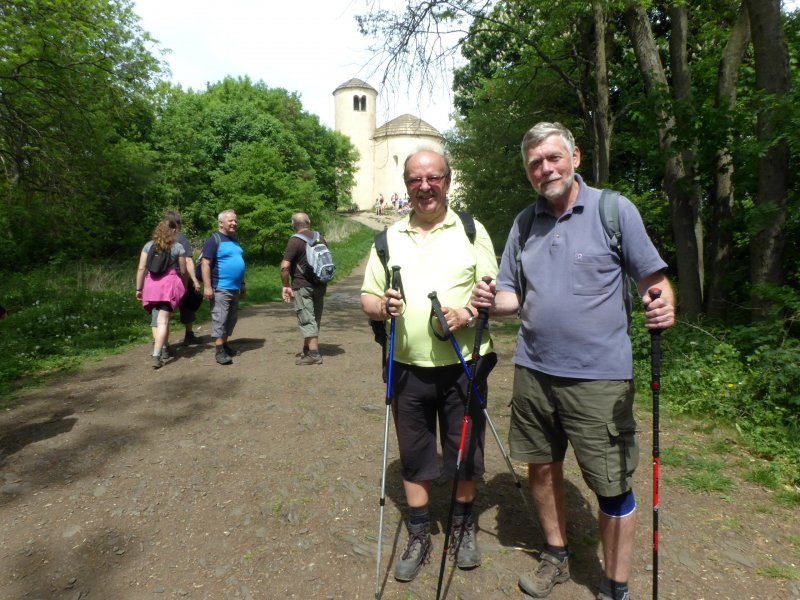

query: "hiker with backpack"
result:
(201, 210), (246, 366)
(135, 218), (188, 369)
(147, 211), (204, 354)
(280, 212), (334, 365)
(471, 122), (675, 600)
(360, 149), (498, 583)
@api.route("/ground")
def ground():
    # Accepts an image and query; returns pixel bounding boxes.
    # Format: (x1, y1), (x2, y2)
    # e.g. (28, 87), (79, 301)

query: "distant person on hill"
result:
(201, 210), (246, 366)
(135, 219), (187, 369)
(280, 212), (327, 365)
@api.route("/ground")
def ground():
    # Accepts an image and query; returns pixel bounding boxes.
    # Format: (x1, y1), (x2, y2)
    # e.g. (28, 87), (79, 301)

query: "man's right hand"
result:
(282, 286), (294, 303)
(471, 279), (496, 310)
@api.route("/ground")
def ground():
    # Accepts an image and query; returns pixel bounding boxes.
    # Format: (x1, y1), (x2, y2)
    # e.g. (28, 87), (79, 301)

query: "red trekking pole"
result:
(649, 288), (662, 600)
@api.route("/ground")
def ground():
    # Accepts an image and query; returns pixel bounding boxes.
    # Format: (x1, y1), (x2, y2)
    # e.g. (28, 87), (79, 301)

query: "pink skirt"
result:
(141, 270), (186, 312)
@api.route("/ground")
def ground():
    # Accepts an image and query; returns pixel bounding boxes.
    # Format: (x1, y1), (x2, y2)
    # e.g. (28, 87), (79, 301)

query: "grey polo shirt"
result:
(496, 175), (667, 380)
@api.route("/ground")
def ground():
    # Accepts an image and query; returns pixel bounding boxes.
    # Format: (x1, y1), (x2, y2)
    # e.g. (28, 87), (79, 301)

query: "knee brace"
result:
(597, 489), (636, 518)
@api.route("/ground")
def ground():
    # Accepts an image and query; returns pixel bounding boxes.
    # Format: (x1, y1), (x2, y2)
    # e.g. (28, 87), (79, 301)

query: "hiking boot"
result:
(215, 347), (233, 365)
(597, 591), (633, 600)
(394, 522), (432, 582)
(183, 331), (200, 345)
(451, 516), (480, 569)
(151, 355), (162, 369)
(295, 353), (323, 365)
(518, 552), (570, 598)
(161, 345), (171, 360)
(223, 343), (241, 357)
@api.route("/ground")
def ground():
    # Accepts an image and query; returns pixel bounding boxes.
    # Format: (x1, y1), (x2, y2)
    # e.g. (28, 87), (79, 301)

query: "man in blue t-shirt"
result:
(201, 210), (246, 365)
(472, 122), (675, 600)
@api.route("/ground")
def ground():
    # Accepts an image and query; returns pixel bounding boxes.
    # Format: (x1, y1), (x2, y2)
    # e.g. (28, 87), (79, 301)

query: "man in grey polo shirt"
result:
(472, 122), (675, 600)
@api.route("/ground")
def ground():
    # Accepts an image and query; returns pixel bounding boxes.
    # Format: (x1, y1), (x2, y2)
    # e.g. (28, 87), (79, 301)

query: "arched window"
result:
(360, 95), (367, 111)
(353, 95), (360, 111)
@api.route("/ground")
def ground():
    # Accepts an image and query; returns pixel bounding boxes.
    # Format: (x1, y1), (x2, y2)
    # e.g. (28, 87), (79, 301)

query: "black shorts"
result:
(390, 353), (496, 482)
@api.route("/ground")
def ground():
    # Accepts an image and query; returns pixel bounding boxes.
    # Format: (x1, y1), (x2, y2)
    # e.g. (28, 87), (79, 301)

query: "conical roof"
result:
(373, 114), (441, 138)
(333, 78), (378, 95)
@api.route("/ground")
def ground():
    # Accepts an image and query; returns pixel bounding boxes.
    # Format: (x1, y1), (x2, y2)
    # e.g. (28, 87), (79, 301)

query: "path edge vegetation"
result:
(0, 215), (797, 505)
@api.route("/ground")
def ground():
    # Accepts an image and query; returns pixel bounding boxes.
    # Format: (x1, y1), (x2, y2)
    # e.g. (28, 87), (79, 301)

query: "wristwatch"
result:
(464, 307), (475, 328)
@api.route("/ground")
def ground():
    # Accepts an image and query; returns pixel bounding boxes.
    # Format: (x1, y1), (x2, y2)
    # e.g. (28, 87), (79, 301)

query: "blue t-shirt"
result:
(202, 233), (245, 291)
(496, 175), (667, 380)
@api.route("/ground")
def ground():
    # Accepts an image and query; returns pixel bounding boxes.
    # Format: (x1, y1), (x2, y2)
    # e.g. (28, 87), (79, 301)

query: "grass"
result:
(0, 215), (374, 407)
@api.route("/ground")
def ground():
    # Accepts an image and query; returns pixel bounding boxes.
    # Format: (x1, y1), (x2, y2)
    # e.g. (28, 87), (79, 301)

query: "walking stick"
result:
(429, 282), (537, 534)
(649, 287), (662, 600)
(375, 265), (401, 600)
(428, 289), (486, 600)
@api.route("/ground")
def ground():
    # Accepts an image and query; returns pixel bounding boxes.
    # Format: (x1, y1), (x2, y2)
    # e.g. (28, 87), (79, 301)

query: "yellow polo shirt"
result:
(361, 209), (498, 366)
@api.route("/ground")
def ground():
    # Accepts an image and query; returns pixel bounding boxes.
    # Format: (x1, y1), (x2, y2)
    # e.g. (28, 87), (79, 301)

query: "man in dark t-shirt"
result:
(280, 212), (326, 365)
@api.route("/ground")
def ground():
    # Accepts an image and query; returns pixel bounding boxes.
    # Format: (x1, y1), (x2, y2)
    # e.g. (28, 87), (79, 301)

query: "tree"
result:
(0, 0), (163, 265)
(148, 78), (358, 258)
(744, 0), (792, 319)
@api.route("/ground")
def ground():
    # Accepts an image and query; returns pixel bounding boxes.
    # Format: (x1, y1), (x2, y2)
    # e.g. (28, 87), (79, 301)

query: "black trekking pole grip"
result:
(470, 276), (493, 361)
(648, 287), (662, 600)
(428, 291), (452, 340)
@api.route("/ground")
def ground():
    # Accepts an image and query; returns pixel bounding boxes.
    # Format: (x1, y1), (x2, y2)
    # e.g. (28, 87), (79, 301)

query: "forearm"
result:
(490, 290), (520, 317)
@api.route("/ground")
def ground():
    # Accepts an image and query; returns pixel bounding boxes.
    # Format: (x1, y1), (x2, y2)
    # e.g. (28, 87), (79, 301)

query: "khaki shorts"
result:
(293, 286), (325, 338)
(508, 366), (639, 497)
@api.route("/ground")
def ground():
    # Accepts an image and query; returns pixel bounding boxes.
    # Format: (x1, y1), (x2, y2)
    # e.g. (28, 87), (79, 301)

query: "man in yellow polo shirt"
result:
(361, 149), (498, 582)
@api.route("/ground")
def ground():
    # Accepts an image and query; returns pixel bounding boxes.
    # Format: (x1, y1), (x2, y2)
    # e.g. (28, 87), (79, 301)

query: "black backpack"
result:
(146, 244), (172, 276)
(369, 211), (477, 362)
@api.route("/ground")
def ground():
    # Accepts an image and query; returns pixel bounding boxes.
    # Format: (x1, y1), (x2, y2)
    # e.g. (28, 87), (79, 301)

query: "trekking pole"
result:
(375, 265), (401, 600)
(430, 283), (537, 533)
(649, 287), (662, 600)
(428, 290), (482, 600)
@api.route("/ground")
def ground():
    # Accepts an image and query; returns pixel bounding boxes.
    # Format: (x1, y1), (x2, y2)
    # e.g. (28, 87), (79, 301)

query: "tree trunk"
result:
(744, 0), (790, 320)
(592, 1), (611, 185)
(623, 2), (703, 316)
(668, 3), (705, 303)
(706, 2), (751, 318)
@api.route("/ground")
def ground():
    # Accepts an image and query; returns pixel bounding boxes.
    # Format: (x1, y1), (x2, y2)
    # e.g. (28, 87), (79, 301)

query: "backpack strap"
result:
(598, 189), (634, 324)
(515, 204), (537, 306)
(599, 189), (622, 263)
(373, 230), (390, 292)
(454, 210), (476, 244)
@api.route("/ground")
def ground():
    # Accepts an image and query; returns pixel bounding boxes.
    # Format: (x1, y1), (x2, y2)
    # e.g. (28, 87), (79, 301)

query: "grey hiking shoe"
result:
(223, 343), (241, 357)
(597, 592), (632, 600)
(215, 347), (233, 365)
(394, 523), (432, 582)
(151, 355), (162, 369)
(295, 353), (323, 365)
(451, 517), (480, 569)
(518, 552), (570, 598)
(161, 345), (171, 360)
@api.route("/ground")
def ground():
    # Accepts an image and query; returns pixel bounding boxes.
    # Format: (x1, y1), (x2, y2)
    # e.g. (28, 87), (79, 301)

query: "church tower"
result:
(333, 79), (378, 210)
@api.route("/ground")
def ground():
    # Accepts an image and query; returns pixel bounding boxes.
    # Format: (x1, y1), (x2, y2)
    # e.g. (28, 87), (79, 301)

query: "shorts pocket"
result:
(604, 422), (639, 485)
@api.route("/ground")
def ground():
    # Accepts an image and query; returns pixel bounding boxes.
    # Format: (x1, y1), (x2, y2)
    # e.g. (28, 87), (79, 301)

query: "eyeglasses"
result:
(405, 174), (448, 189)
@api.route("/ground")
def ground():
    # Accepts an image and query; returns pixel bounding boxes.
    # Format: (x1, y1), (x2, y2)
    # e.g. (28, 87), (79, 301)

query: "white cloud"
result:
(133, 0), (456, 133)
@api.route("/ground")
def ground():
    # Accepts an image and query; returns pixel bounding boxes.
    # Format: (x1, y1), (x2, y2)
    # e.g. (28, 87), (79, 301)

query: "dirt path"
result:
(0, 213), (797, 600)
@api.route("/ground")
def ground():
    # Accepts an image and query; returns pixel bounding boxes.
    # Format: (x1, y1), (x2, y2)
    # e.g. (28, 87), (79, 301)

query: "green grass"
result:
(756, 565), (800, 580)
(0, 216), (374, 407)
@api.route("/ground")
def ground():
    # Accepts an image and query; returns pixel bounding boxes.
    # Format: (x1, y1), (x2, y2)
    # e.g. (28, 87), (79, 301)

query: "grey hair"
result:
(520, 122), (575, 164)
(291, 212), (310, 231)
(402, 148), (452, 180)
(218, 209), (236, 223)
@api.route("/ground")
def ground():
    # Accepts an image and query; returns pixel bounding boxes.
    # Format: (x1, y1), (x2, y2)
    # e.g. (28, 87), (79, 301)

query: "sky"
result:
(132, 0), (457, 134)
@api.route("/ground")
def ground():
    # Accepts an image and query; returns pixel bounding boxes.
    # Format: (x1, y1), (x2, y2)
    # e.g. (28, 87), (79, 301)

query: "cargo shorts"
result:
(508, 366), (639, 497)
